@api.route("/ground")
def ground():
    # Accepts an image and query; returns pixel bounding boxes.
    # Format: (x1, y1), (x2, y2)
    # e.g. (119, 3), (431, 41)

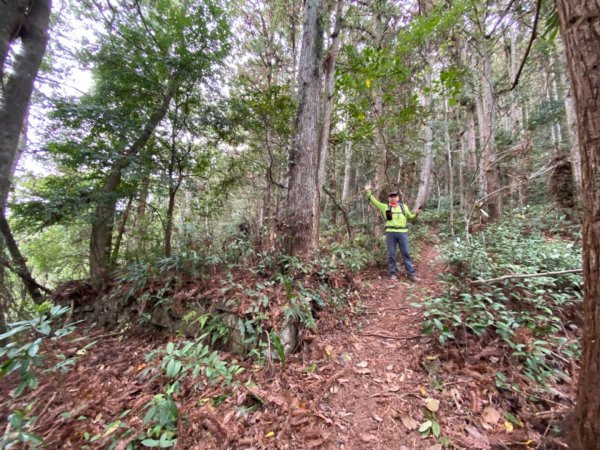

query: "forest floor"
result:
(0, 242), (575, 449)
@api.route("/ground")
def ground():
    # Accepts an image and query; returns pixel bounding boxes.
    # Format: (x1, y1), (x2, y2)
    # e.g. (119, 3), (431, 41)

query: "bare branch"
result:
(471, 269), (582, 284)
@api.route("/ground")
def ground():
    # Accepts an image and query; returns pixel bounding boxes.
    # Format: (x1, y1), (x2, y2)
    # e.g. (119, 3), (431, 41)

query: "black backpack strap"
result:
(399, 203), (407, 216)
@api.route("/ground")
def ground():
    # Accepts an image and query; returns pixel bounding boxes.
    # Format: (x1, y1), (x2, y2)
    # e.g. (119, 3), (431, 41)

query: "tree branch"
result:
(496, 0), (542, 96)
(323, 186), (352, 239)
(471, 269), (582, 284)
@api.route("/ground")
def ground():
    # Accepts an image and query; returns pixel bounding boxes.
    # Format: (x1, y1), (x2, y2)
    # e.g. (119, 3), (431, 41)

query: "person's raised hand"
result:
(364, 183), (372, 192)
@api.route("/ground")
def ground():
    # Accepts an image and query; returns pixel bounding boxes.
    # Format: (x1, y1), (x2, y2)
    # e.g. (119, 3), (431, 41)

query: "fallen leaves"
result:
(482, 406), (501, 424)
(355, 360), (371, 375)
(425, 397), (440, 412)
(400, 414), (419, 430)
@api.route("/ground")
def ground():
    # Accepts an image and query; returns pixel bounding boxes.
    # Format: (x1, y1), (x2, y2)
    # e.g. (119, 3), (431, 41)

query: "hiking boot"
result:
(408, 276), (421, 283)
(390, 274), (398, 281)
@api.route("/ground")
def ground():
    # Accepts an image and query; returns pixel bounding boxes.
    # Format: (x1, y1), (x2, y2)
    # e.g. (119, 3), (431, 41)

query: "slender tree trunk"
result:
(341, 140), (353, 204)
(285, 0), (323, 257)
(478, 46), (502, 219)
(110, 195), (133, 267)
(556, 2), (600, 448)
(0, 238), (10, 338)
(561, 64), (582, 192)
(130, 175), (150, 257)
(317, 0), (344, 193)
(0, 214), (45, 302)
(90, 77), (177, 285)
(372, 90), (388, 192)
(445, 98), (454, 234)
(415, 71), (435, 209)
(165, 172), (183, 258)
(458, 111), (466, 212)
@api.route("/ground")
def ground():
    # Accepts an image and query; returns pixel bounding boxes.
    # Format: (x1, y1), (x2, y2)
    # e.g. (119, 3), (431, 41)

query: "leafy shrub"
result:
(422, 220), (582, 386)
(0, 305), (76, 448)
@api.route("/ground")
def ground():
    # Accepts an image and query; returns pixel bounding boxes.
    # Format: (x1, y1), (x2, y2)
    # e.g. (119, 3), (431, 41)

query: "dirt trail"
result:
(305, 243), (447, 450)
(2, 241), (563, 449)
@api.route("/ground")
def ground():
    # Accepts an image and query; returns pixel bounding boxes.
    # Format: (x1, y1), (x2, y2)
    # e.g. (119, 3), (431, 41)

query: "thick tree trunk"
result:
(555, 1), (600, 449)
(90, 77), (177, 285)
(415, 71), (434, 209)
(0, 0), (51, 304)
(284, 0), (323, 257)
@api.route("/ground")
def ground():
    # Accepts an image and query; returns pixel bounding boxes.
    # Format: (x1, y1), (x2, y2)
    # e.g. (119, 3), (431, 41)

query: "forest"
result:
(0, 0), (599, 448)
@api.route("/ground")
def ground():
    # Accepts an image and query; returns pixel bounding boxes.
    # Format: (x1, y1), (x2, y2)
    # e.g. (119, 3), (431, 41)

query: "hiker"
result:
(364, 184), (421, 282)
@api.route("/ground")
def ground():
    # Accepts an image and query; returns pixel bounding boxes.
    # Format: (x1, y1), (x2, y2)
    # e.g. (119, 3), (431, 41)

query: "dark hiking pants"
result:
(386, 232), (415, 277)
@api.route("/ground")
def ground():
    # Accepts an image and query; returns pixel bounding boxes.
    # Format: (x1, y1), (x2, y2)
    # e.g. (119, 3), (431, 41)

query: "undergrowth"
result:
(420, 219), (582, 389)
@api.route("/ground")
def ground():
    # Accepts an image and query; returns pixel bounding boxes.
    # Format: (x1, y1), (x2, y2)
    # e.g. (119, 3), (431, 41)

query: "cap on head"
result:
(388, 191), (399, 197)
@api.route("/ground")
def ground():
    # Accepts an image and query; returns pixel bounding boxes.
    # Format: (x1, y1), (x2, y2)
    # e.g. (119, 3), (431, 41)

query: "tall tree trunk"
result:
(445, 98), (454, 234)
(317, 0), (344, 192)
(165, 171), (183, 258)
(89, 77), (177, 285)
(130, 175), (150, 257)
(341, 140), (353, 204)
(0, 0), (51, 304)
(415, 71), (435, 209)
(556, 1), (600, 448)
(0, 0), (51, 214)
(372, 89), (388, 193)
(110, 195), (133, 267)
(478, 46), (502, 219)
(561, 64), (582, 193)
(285, 0), (323, 257)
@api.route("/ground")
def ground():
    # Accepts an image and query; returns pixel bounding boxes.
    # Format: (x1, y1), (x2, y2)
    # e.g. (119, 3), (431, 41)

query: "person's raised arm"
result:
(364, 184), (386, 211)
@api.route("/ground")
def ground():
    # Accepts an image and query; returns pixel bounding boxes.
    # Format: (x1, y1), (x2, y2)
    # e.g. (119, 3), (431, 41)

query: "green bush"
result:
(421, 220), (582, 386)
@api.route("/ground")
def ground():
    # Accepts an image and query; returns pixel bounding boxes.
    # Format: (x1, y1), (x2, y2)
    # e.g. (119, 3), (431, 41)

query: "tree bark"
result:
(0, 0), (51, 214)
(0, 0), (29, 76)
(89, 77), (177, 285)
(0, 0), (51, 304)
(284, 0), (323, 257)
(555, 1), (600, 448)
